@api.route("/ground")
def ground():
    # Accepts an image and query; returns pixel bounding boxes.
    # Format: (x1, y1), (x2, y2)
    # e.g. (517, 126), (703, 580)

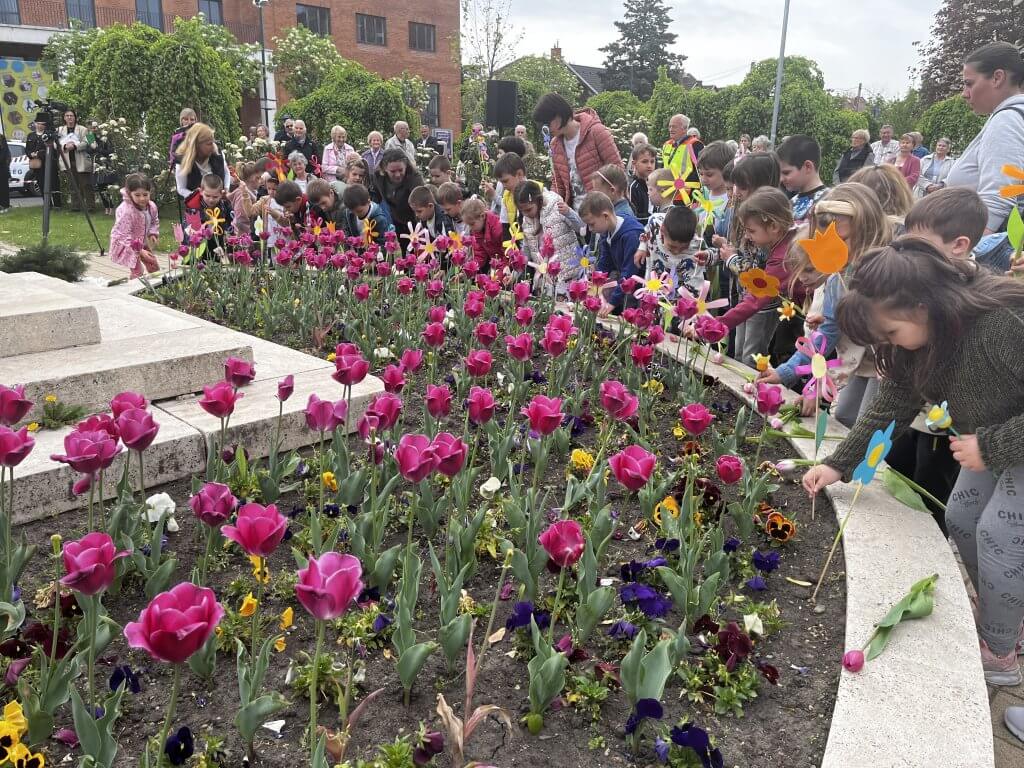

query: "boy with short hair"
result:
(635, 205), (703, 293)
(185, 173), (234, 253)
(777, 134), (829, 224)
(904, 186), (990, 262)
(494, 151), (529, 226)
(628, 143), (658, 225)
(427, 154), (455, 186)
(580, 191), (643, 317)
(646, 168), (676, 214)
(307, 177), (359, 238)
(342, 182), (393, 247)
(437, 182), (467, 234)
(409, 185), (455, 238)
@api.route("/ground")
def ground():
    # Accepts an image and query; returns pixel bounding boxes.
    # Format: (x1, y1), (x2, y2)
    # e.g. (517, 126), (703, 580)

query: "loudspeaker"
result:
(486, 80), (518, 129)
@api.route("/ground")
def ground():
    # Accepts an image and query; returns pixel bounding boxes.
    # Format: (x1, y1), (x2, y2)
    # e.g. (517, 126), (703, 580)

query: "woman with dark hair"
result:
(369, 147), (424, 231)
(946, 42), (1024, 232)
(57, 109), (94, 212)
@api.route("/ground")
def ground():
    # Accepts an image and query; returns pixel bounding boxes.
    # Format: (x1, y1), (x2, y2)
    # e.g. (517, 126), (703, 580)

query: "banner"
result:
(0, 57), (53, 141)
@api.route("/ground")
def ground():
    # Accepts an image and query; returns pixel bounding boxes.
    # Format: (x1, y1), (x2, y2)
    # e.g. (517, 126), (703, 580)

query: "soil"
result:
(11, 304), (844, 768)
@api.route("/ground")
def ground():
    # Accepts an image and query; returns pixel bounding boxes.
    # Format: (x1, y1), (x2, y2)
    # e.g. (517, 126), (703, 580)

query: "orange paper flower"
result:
(1000, 164), (1024, 199)
(799, 221), (849, 275)
(738, 267), (780, 299)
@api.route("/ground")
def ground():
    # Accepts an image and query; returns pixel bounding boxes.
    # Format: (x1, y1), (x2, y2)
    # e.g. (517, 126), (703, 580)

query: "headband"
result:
(814, 200), (856, 217)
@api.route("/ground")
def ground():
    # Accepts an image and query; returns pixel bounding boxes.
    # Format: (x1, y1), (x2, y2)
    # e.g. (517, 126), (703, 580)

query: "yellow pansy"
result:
(239, 593), (258, 617)
(9, 742), (44, 768)
(250, 555), (270, 584)
(653, 495), (681, 527)
(279, 607), (294, 630)
(44, 394), (57, 404)
(0, 720), (21, 760)
(641, 379), (664, 395)
(25, 423), (39, 433)
(274, 637), (286, 653)
(569, 449), (595, 473)
(672, 425), (685, 439)
(322, 471), (338, 492)
(2, 702), (27, 736)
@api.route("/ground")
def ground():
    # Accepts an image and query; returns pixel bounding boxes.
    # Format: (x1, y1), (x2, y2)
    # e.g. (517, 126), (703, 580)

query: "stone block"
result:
(0, 274), (101, 357)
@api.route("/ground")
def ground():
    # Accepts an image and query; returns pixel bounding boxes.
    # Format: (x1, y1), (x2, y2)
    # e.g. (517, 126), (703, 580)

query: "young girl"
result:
(109, 173), (160, 278)
(229, 162), (261, 237)
(460, 197), (503, 272)
(849, 164), (913, 231)
(516, 181), (581, 295)
(759, 183), (892, 425)
(590, 164), (634, 219)
(803, 239), (1024, 685)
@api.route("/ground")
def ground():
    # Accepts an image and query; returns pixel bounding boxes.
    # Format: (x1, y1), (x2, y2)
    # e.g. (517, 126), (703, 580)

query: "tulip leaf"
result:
(697, 572), (722, 618)
(1008, 206), (1023, 250)
(864, 573), (938, 660)
(656, 567), (690, 614)
(882, 468), (930, 514)
(371, 545), (402, 592)
(575, 586), (615, 645)
(397, 641), (438, 692)
(188, 632), (217, 680)
(236, 693), (288, 742)
(145, 557), (177, 600)
(815, 410), (828, 453)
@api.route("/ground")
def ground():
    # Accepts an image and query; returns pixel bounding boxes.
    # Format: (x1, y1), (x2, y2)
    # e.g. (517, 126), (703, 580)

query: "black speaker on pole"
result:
(486, 80), (518, 131)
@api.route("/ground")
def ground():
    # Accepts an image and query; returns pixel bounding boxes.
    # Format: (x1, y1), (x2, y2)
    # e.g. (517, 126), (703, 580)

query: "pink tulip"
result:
(60, 532), (129, 595)
(222, 503), (288, 556)
(427, 279), (445, 299)
(335, 342), (360, 357)
(504, 333), (533, 362)
(0, 426), (34, 468)
(465, 349), (493, 378)
(675, 295), (697, 320)
(599, 381), (638, 421)
(431, 432), (468, 477)
(109, 391), (147, 419)
(630, 343), (654, 368)
(189, 482), (238, 527)
(295, 552), (364, 620)
(512, 282), (531, 306)
(395, 434), (439, 483)
(277, 375), (295, 402)
(755, 383), (784, 416)
(50, 429), (121, 474)
(679, 403), (714, 436)
(695, 316), (729, 344)
(608, 445), (657, 491)
(515, 306), (534, 326)
(72, 474), (93, 496)
(427, 305), (447, 324)
(333, 353), (370, 387)
(356, 413), (380, 441)
(567, 279), (589, 301)
(305, 393), (346, 433)
(540, 328), (568, 358)
(198, 381), (242, 419)
(397, 276), (415, 295)
(582, 296), (601, 313)
(521, 395), (564, 436)
(716, 454), (744, 484)
(0, 384), (32, 426)
(648, 326), (666, 345)
(538, 520), (585, 568)
(224, 357), (256, 388)
(115, 408), (160, 452)
(367, 393), (403, 430)
(353, 283), (370, 302)
(77, 413), (119, 440)
(464, 295), (485, 318)
(547, 315), (575, 335)
(425, 384), (452, 418)
(124, 582), (224, 664)
(381, 364), (406, 393)
(422, 322), (446, 348)
(474, 321), (498, 348)
(842, 650), (865, 673)
(466, 386), (495, 425)
(400, 348), (424, 373)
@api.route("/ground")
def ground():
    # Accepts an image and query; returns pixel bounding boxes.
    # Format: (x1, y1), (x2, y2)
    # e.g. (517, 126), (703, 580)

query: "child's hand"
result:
(802, 465), (842, 497)
(556, 200), (570, 216)
(756, 368), (781, 385)
(682, 323), (697, 340)
(480, 181), (495, 200)
(797, 396), (817, 418)
(711, 234), (727, 249)
(597, 298), (615, 318)
(950, 434), (985, 471)
(695, 250), (712, 266)
(633, 249), (646, 268)
(805, 313), (824, 331)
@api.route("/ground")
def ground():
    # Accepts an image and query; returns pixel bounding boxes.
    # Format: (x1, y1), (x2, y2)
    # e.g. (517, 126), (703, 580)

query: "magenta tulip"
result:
(277, 375), (295, 402)
(397, 276), (415, 295)
(367, 393), (403, 430)
(353, 283), (370, 302)
(224, 356), (256, 388)
(599, 381), (639, 421)
(515, 306), (534, 326)
(464, 295), (485, 318)
(756, 383), (785, 416)
(60, 532), (129, 595)
(608, 445), (657, 491)
(716, 454), (744, 485)
(109, 391), (147, 419)
(400, 348), (424, 373)
(77, 413), (120, 440)
(465, 349), (493, 378)
(675, 295), (697, 320)
(50, 429), (121, 474)
(189, 482), (238, 527)
(115, 408), (160, 452)
(522, 395), (564, 436)
(305, 393), (346, 433)
(842, 650), (865, 673)
(695, 316), (729, 344)
(630, 343), (654, 368)
(427, 305), (446, 324)
(198, 381), (242, 419)
(567, 279), (589, 301)
(425, 384), (452, 419)
(547, 315), (575, 335)
(0, 384), (32, 426)
(538, 520), (585, 568)
(0, 426), (34, 468)
(512, 282), (531, 306)
(504, 333), (533, 362)
(124, 582), (224, 664)
(381, 364), (406, 393)
(332, 353), (370, 387)
(648, 326), (666, 345)
(395, 434), (439, 483)
(431, 432), (468, 477)
(679, 403), (714, 436)
(295, 552), (364, 620)
(540, 328), (568, 358)
(421, 322), (446, 348)
(582, 296), (601, 313)
(466, 386), (495, 425)
(221, 503), (288, 556)
(475, 322), (498, 347)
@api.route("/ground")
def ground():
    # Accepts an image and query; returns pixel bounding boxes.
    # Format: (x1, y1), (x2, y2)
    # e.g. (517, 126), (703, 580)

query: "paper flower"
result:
(799, 221), (849, 275)
(738, 268), (780, 299)
(657, 159), (701, 205)
(925, 401), (956, 434)
(999, 164), (1024, 199)
(401, 221), (429, 252)
(361, 217), (378, 246)
(793, 333), (840, 402)
(503, 221), (524, 255)
(692, 280), (729, 317)
(852, 421), (895, 486)
(447, 230), (464, 250)
(634, 271), (674, 301)
(777, 300), (798, 321)
(205, 207), (226, 236)
(751, 353), (771, 373)
(693, 188), (726, 225)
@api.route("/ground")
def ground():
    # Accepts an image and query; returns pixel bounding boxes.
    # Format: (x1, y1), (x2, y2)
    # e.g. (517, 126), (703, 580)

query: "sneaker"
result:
(1007, 706), (1024, 743)
(982, 639), (1023, 686)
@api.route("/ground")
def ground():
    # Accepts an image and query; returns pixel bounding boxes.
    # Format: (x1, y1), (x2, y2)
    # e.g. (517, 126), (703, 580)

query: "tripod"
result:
(41, 136), (105, 256)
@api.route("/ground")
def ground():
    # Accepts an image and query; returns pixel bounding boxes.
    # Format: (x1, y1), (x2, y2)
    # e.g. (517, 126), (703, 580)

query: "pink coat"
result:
(110, 188), (159, 277)
(549, 109), (623, 207)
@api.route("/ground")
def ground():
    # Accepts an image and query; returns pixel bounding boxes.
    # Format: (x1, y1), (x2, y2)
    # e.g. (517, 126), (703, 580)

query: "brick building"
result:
(0, 0), (461, 140)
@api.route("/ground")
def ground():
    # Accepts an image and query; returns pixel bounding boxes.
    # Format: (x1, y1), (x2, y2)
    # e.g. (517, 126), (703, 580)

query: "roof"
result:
(564, 62), (606, 96)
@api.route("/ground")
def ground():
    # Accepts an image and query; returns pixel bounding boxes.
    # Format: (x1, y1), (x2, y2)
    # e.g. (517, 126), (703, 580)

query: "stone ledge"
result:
(0, 273), (101, 357)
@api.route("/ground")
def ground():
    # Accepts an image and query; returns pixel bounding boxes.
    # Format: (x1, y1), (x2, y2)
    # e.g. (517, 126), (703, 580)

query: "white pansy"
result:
(480, 476), (502, 500)
(743, 613), (764, 637)
(145, 493), (178, 531)
(374, 347), (393, 361)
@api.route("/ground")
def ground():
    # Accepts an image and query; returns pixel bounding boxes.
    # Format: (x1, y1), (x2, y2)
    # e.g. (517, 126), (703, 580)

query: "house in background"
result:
(549, 44), (704, 98)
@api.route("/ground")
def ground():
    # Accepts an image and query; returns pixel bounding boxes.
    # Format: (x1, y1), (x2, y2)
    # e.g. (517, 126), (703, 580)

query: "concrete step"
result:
(0, 273), (101, 357)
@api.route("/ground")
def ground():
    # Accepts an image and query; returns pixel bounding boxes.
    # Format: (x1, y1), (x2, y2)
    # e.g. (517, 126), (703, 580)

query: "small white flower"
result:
(374, 347), (393, 361)
(118, 117), (126, 124)
(145, 492), (178, 531)
(480, 476), (502, 500)
(743, 613), (764, 637)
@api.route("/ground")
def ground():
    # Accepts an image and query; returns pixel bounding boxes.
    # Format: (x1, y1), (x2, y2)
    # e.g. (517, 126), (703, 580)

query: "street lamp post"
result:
(253, 0), (271, 129)
(769, 0), (791, 146)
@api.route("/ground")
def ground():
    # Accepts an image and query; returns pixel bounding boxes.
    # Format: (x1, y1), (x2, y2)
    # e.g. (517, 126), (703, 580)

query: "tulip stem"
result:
(137, 451), (146, 501)
(547, 566), (567, 645)
(309, 619), (325, 762)
(199, 524), (216, 586)
(97, 468), (106, 530)
(250, 565), (265, 659)
(84, 594), (98, 720)
(87, 480), (94, 532)
(474, 556), (511, 685)
(156, 664), (182, 766)
(44, 551), (61, 702)
(313, 431), (325, 555)
(812, 482), (864, 605)
(339, 639), (355, 731)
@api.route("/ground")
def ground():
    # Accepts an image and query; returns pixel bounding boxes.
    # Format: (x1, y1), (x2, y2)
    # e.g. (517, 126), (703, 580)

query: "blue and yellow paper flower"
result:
(852, 421), (895, 486)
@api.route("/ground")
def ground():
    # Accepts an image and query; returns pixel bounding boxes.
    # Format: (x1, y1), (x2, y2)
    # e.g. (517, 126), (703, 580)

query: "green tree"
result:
(271, 25), (344, 100)
(917, 95), (987, 152)
(646, 67), (686, 143)
(40, 24), (103, 79)
(871, 90), (924, 136)
(585, 91), (646, 127)
(599, 0), (686, 100)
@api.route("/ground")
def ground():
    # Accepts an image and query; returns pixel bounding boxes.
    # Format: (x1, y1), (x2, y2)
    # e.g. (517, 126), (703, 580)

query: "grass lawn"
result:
(0, 200), (181, 253)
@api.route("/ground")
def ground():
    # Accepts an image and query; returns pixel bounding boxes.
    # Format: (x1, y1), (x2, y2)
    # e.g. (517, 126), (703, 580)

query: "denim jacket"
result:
(775, 273), (843, 387)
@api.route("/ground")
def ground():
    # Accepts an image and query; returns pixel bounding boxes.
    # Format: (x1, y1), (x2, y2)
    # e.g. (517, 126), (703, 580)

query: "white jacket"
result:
(522, 189), (581, 295)
(913, 154), (954, 198)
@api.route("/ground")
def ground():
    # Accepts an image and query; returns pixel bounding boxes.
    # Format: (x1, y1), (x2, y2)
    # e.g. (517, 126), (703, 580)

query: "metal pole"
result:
(256, 0), (270, 128)
(769, 0), (791, 146)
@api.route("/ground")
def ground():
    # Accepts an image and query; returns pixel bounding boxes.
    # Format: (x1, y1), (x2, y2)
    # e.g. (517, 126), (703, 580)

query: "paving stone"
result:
(0, 273), (101, 356)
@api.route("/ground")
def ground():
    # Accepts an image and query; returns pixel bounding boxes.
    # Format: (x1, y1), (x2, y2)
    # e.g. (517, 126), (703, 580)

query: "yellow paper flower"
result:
(447, 230), (464, 249)
(274, 636), (287, 653)
(3, 701), (27, 736)
(569, 448), (595, 472)
(239, 593), (258, 617)
(279, 606), (294, 630)
(362, 217), (379, 246)
(738, 268), (780, 299)
(503, 221), (524, 254)
(26, 423), (39, 433)
(777, 300), (798, 321)
(751, 353), (771, 372)
(322, 471), (338, 492)
(205, 206), (226, 236)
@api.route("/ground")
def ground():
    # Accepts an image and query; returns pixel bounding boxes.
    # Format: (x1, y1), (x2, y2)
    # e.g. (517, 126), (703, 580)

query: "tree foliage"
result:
(271, 25), (344, 100)
(917, 95), (987, 151)
(585, 91), (646, 128)
(599, 0), (686, 100)
(459, 0), (523, 81)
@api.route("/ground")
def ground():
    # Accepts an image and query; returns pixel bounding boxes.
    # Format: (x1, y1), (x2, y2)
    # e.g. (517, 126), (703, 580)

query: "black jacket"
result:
(313, 201), (361, 239)
(283, 136), (320, 167)
(180, 152), (228, 196)
(836, 145), (873, 183)
(628, 175), (650, 226)
(418, 136), (441, 154)
(370, 164), (425, 231)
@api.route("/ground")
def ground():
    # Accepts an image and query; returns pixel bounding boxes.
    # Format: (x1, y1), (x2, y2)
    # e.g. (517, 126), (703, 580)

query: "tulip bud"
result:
(51, 534), (63, 555)
(842, 649), (865, 673)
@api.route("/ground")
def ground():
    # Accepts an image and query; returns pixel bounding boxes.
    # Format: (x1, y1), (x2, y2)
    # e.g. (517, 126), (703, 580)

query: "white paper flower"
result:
(480, 476), (502, 500)
(374, 347), (393, 361)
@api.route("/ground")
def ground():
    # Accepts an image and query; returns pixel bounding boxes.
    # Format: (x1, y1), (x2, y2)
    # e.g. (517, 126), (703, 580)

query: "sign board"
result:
(0, 58), (52, 141)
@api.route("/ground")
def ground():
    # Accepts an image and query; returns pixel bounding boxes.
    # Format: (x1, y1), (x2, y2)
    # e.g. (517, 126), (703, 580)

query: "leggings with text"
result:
(946, 465), (1024, 656)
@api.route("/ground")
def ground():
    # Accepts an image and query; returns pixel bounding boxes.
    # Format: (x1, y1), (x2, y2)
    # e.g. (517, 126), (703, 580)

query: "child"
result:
(634, 205), (701, 293)
(849, 164), (914, 227)
(437, 182), (466, 235)
(272, 180), (309, 241)
(647, 167), (677, 214)
(342, 183), (393, 247)
(579, 191), (643, 317)
(185, 173), (234, 254)
(427, 155), (456, 186)
(346, 158), (369, 188)
(628, 143), (658, 225)
(777, 135), (829, 225)
(493, 151), (529, 227)
(802, 239), (1024, 686)
(228, 162), (261, 237)
(460, 197), (503, 271)
(695, 141), (734, 243)
(758, 183), (893, 426)
(409, 185), (455, 239)
(590, 164), (633, 219)
(110, 173), (160, 278)
(308, 178), (360, 238)
(516, 180), (581, 295)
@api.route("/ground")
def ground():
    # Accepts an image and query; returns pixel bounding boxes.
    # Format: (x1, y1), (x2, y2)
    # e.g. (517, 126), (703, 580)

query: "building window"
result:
(423, 82), (440, 127)
(65, 0), (95, 27)
(408, 22), (435, 52)
(297, 4), (330, 36)
(135, 0), (162, 30)
(198, 0), (223, 25)
(356, 14), (386, 46)
(0, 0), (19, 25)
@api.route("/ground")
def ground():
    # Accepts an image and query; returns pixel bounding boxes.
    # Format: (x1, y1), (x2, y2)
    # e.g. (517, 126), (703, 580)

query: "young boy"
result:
(307, 178), (360, 238)
(695, 140), (734, 243)
(634, 205), (702, 293)
(427, 155), (455, 186)
(185, 173), (234, 254)
(628, 143), (658, 226)
(580, 191), (643, 317)
(777, 135), (829, 225)
(409, 185), (456, 239)
(460, 197), (502, 270)
(494, 151), (529, 228)
(647, 167), (676, 214)
(273, 180), (309, 240)
(904, 186), (995, 266)
(437, 182), (467, 235)
(342, 183), (394, 247)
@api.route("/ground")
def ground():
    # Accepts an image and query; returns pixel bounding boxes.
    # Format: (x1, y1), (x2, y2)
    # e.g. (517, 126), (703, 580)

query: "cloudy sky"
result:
(512, 0), (943, 99)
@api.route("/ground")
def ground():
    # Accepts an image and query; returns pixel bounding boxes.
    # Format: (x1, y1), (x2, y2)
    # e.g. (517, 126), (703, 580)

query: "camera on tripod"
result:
(32, 98), (68, 143)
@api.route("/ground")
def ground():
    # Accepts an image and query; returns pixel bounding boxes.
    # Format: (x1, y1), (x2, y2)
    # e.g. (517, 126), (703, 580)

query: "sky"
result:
(512, 0), (944, 99)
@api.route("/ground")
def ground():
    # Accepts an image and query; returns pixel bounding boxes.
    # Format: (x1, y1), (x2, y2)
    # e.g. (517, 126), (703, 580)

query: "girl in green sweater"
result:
(803, 237), (1024, 686)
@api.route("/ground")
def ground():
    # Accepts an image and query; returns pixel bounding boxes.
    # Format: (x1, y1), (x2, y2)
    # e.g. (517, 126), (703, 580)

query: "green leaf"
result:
(882, 469), (929, 513)
(236, 693), (288, 742)
(656, 567), (690, 613)
(1008, 206), (1024, 250)
(188, 632), (217, 680)
(575, 586), (615, 645)
(636, 639), (673, 702)
(815, 410), (828, 453)
(397, 641), (437, 691)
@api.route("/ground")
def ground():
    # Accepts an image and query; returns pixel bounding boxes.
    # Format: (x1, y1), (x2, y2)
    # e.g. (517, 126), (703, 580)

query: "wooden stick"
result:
(811, 481), (864, 605)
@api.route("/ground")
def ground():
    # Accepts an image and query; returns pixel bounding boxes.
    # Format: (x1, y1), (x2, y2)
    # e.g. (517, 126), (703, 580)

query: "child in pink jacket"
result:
(110, 173), (160, 277)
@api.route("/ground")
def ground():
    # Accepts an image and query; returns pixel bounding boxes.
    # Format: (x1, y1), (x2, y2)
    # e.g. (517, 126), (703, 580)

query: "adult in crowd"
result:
(26, 121), (59, 208)
(871, 124), (900, 165)
(461, 122), (487, 162)
(835, 128), (874, 182)
(0, 133), (10, 214)
(514, 124), (536, 156)
(174, 123), (230, 198)
(255, 125), (270, 140)
(284, 120), (319, 167)
(168, 108), (197, 168)
(532, 92), (622, 208)
(662, 114), (700, 180)
(947, 41), (1024, 232)
(893, 133), (921, 187)
(370, 147), (423, 231)
(910, 131), (930, 158)
(274, 115), (294, 143)
(288, 151), (312, 193)
(385, 121), (417, 163)
(627, 131), (649, 172)
(735, 133), (751, 160)
(686, 126), (705, 156)
(914, 137), (954, 198)
(418, 125), (441, 154)
(322, 125), (355, 181)
(751, 135), (772, 152)
(57, 108), (94, 212)
(363, 131), (385, 175)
